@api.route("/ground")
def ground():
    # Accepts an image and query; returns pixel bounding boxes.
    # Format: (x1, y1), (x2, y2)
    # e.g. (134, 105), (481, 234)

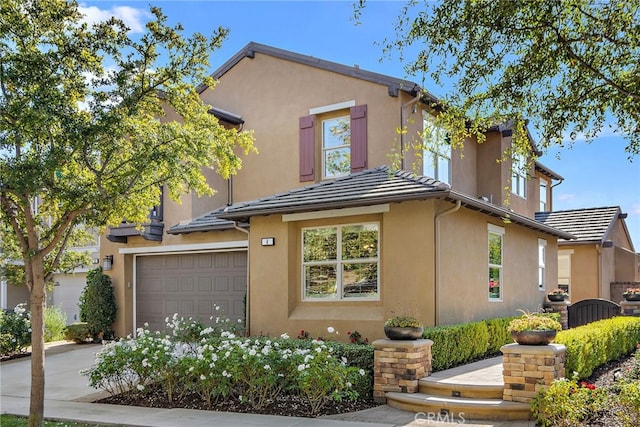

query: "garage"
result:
(135, 251), (247, 333)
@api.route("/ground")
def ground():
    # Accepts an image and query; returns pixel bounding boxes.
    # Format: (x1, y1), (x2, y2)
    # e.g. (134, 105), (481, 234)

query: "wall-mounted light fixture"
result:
(261, 237), (275, 246)
(103, 255), (114, 271)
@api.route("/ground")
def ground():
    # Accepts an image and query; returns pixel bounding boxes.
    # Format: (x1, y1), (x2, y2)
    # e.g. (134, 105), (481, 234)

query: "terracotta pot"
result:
(384, 326), (424, 340)
(511, 330), (557, 345)
(547, 294), (566, 302)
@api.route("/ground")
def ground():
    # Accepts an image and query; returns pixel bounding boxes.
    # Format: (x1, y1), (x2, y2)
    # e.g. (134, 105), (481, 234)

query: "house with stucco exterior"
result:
(536, 206), (640, 302)
(101, 42), (573, 340)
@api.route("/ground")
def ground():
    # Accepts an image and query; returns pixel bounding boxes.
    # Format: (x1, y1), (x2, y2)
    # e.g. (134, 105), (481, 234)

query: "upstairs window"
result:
(511, 154), (527, 198)
(422, 112), (451, 184)
(299, 104), (367, 182)
(322, 116), (351, 178)
(539, 179), (548, 211)
(302, 223), (379, 301)
(488, 224), (504, 301)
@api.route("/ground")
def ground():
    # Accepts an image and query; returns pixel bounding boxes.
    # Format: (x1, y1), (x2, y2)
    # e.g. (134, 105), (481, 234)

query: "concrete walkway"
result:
(1, 342), (535, 426)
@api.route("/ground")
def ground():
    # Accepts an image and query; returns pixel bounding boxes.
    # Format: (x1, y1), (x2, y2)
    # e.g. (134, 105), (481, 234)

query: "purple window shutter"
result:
(299, 115), (315, 181)
(350, 104), (368, 172)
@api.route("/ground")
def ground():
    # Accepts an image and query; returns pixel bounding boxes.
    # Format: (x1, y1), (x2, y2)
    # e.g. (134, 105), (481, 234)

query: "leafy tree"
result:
(79, 267), (117, 341)
(356, 0), (640, 156)
(0, 1), (255, 425)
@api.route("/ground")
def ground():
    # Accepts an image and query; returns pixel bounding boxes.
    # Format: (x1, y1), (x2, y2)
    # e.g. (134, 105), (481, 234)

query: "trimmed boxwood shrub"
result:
(64, 322), (91, 344)
(424, 321), (489, 371)
(485, 316), (518, 354)
(79, 267), (117, 341)
(555, 316), (640, 379)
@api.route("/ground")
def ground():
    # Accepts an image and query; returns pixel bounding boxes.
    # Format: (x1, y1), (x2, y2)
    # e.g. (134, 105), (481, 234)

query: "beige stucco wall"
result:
(436, 205), (557, 325)
(565, 245), (599, 302)
(610, 219), (634, 251)
(615, 247), (640, 282)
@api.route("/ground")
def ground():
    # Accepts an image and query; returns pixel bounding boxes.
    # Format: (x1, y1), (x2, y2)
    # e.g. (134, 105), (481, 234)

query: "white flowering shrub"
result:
(0, 303), (32, 356)
(82, 315), (373, 414)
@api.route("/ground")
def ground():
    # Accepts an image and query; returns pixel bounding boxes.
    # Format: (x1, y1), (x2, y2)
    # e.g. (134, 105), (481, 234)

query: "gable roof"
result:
(201, 42), (438, 102)
(535, 206), (630, 247)
(209, 166), (573, 239)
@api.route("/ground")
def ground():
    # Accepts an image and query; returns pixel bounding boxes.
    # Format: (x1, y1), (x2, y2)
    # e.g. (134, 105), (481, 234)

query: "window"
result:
(422, 112), (451, 184)
(511, 154), (527, 198)
(302, 223), (379, 301)
(488, 224), (504, 301)
(322, 116), (351, 178)
(299, 104), (367, 182)
(538, 239), (547, 291)
(539, 179), (548, 211)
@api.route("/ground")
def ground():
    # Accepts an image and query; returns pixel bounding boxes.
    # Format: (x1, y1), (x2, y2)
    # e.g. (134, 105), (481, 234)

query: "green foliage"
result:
(0, 303), (31, 356)
(507, 310), (562, 332)
(424, 321), (489, 371)
(79, 268), (117, 341)
(357, 0), (640, 155)
(531, 376), (606, 427)
(64, 323), (91, 344)
(555, 317), (640, 378)
(384, 315), (422, 328)
(485, 316), (518, 354)
(83, 318), (372, 414)
(44, 306), (67, 342)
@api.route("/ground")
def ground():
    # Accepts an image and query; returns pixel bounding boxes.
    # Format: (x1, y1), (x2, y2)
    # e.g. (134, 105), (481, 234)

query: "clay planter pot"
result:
(511, 330), (557, 345)
(384, 326), (424, 340)
(547, 294), (567, 302)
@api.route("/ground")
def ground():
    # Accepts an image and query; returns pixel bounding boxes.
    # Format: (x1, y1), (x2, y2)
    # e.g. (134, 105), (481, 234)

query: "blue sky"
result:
(81, 1), (640, 247)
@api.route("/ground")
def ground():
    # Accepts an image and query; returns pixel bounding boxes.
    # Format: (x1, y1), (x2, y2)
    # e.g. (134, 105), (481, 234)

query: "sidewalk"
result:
(1, 342), (534, 427)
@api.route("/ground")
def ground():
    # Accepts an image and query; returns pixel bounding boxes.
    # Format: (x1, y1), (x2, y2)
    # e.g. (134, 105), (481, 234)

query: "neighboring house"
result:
(101, 42), (573, 340)
(536, 206), (640, 302)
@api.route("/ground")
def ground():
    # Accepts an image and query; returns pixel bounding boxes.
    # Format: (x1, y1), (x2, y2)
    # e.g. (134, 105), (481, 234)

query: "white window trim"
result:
(422, 111), (451, 184)
(309, 100), (356, 115)
(301, 223), (380, 302)
(539, 179), (548, 211)
(511, 154), (527, 199)
(538, 238), (547, 291)
(488, 224), (505, 302)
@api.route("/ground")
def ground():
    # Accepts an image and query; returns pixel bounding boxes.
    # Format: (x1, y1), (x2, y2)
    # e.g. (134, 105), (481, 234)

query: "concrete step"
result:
(385, 392), (532, 421)
(419, 376), (504, 399)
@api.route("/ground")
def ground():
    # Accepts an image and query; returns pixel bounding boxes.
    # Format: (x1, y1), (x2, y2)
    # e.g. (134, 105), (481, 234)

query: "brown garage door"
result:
(136, 251), (247, 333)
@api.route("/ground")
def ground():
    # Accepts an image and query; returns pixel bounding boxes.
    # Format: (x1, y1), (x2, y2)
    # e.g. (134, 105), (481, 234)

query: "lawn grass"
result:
(0, 414), (115, 427)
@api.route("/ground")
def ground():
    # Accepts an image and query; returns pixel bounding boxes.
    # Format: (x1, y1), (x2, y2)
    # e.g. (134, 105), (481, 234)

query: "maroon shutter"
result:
(350, 104), (367, 172)
(299, 115), (315, 182)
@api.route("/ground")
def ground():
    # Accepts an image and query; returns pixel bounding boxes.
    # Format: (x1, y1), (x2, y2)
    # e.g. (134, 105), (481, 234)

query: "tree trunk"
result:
(28, 263), (46, 427)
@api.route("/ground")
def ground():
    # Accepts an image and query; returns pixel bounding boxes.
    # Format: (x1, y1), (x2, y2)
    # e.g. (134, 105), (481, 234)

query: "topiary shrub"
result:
(79, 267), (117, 341)
(63, 322), (91, 344)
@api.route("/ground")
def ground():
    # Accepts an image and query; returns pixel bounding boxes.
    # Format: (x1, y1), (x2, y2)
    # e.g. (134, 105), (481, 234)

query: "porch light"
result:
(103, 255), (114, 271)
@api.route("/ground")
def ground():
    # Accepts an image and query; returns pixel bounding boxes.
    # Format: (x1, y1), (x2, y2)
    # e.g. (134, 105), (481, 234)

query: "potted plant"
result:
(384, 315), (424, 340)
(547, 288), (569, 302)
(507, 310), (562, 345)
(623, 287), (640, 302)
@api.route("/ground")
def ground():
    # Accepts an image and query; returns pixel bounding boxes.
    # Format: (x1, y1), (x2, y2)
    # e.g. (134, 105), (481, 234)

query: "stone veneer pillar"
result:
(372, 338), (433, 404)
(621, 300), (640, 316)
(543, 301), (569, 329)
(501, 343), (566, 403)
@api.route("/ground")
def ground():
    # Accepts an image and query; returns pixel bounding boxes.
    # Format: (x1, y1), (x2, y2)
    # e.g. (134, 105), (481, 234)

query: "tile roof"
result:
(217, 166), (450, 219)
(535, 206), (622, 243)
(167, 207), (248, 235)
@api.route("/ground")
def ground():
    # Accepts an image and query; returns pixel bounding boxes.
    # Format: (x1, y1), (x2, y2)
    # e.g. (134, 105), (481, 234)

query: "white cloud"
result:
(556, 193), (577, 202)
(628, 203), (640, 216)
(78, 4), (151, 33)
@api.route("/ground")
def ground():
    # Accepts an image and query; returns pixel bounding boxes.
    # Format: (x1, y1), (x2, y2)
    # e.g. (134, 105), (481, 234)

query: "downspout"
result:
(434, 200), (462, 325)
(596, 244), (602, 299)
(233, 222), (250, 336)
(400, 90), (422, 170)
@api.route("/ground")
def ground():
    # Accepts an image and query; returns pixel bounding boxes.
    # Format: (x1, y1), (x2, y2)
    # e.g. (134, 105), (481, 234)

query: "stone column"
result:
(543, 300), (569, 329)
(621, 300), (640, 316)
(501, 343), (566, 403)
(372, 338), (433, 403)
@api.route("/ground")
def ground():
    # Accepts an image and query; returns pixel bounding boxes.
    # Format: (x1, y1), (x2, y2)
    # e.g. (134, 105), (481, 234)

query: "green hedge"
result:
(423, 312), (561, 371)
(555, 316), (640, 379)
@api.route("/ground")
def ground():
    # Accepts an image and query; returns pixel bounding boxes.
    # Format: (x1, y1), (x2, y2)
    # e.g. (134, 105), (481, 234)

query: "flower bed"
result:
(83, 314), (373, 416)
